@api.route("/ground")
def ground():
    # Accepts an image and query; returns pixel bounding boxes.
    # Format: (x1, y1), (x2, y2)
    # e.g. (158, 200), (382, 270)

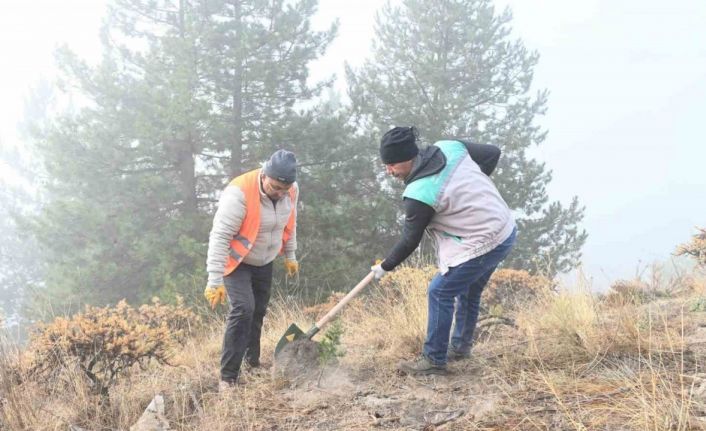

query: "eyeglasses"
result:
(264, 177), (292, 193)
(269, 183), (291, 193)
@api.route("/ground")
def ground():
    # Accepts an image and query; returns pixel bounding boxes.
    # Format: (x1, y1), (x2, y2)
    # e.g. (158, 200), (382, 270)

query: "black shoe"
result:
(219, 378), (242, 392)
(245, 358), (260, 368)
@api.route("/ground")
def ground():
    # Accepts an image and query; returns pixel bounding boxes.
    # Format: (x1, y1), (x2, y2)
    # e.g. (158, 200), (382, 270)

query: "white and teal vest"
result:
(403, 140), (515, 274)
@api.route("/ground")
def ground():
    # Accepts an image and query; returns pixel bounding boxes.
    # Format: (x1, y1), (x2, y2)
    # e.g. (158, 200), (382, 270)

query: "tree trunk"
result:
(177, 134), (198, 220)
(229, 0), (244, 178)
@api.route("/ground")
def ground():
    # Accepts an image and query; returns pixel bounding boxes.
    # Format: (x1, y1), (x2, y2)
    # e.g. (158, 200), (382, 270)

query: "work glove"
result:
(371, 260), (388, 280)
(284, 258), (299, 277)
(204, 285), (226, 310)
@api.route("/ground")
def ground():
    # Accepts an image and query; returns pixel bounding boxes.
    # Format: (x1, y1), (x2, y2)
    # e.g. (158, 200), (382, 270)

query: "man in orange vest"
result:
(204, 149), (299, 390)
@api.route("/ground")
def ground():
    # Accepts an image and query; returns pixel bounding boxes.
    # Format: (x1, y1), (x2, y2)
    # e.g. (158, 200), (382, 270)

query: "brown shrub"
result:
(137, 296), (198, 342)
(603, 279), (652, 307)
(679, 274), (706, 295)
(27, 297), (198, 396)
(675, 227), (706, 267)
(302, 292), (347, 321)
(482, 269), (554, 313)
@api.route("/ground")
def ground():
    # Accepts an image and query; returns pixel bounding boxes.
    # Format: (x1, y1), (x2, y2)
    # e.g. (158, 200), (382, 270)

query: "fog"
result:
(1, 0), (704, 306)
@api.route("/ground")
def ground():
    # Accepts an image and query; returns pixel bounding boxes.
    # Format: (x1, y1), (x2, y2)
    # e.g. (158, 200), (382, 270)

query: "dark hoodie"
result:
(380, 141), (501, 271)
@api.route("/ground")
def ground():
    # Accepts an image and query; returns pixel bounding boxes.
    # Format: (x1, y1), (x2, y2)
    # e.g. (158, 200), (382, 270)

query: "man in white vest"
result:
(371, 126), (517, 375)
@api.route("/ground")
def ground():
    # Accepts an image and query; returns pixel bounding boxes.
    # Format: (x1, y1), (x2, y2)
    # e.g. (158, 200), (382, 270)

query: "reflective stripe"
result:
(223, 168), (262, 276)
(233, 234), (252, 249)
(229, 248), (243, 262)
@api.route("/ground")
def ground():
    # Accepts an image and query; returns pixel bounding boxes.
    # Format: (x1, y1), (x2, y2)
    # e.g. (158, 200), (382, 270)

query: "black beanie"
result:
(263, 149), (297, 183)
(380, 126), (419, 164)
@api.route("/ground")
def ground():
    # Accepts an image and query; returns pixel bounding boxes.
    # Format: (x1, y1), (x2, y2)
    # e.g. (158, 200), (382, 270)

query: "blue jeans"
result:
(423, 227), (516, 365)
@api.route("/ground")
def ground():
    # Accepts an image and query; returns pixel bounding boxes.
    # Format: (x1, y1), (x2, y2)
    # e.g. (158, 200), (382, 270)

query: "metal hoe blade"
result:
(274, 323), (306, 356)
(273, 272), (375, 358)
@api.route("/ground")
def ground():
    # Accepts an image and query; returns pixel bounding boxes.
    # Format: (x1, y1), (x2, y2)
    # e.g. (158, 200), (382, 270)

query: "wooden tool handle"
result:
(314, 271), (376, 330)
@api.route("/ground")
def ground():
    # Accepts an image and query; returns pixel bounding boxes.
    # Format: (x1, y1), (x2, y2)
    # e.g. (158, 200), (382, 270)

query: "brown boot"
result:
(397, 355), (448, 375)
(447, 348), (471, 362)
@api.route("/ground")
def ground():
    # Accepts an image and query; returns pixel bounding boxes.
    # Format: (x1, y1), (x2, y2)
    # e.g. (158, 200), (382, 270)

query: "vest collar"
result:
(405, 145), (446, 185)
(258, 171), (267, 197)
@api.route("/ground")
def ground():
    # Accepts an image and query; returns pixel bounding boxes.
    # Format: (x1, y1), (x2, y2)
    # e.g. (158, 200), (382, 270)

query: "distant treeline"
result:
(2, 0), (586, 316)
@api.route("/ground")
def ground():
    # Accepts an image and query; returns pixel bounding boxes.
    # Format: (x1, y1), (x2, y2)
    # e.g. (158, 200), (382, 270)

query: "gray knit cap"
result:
(263, 149), (297, 183)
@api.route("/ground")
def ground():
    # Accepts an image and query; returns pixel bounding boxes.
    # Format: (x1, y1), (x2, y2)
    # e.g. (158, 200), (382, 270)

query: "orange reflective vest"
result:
(223, 168), (297, 276)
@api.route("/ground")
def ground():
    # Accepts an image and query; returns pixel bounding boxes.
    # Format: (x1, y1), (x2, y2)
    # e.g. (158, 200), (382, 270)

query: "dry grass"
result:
(0, 335), (37, 429)
(343, 265), (433, 363)
(1, 266), (705, 430)
(481, 275), (706, 430)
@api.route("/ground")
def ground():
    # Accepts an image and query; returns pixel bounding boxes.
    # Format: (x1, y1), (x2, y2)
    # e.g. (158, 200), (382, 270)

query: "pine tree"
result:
(346, 0), (587, 275)
(0, 142), (40, 319)
(22, 0), (338, 308)
(21, 0), (212, 307)
(198, 0), (338, 178)
(270, 100), (399, 296)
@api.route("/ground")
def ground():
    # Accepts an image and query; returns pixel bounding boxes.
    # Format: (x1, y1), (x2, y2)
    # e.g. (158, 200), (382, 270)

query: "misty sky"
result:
(1, 0), (705, 290)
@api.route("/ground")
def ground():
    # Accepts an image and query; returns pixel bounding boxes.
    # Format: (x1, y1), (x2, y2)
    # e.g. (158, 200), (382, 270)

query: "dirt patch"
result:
(272, 339), (322, 387)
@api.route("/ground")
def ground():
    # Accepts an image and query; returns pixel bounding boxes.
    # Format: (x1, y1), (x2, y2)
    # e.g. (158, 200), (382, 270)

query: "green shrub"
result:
(318, 319), (345, 365)
(690, 296), (706, 312)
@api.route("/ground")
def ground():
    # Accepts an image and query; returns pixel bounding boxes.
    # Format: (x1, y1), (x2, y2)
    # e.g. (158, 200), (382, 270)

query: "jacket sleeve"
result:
(381, 198), (435, 271)
(206, 185), (246, 286)
(283, 183), (298, 260)
(459, 139), (501, 176)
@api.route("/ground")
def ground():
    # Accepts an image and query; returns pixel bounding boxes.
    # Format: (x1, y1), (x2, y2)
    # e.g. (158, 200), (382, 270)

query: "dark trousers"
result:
(221, 262), (273, 382)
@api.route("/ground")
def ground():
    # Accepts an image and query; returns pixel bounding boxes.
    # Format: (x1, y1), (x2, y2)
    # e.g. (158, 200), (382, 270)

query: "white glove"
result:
(371, 264), (388, 280)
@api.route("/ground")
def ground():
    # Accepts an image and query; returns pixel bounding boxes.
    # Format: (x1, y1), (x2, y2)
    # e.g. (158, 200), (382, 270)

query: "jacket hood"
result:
(405, 146), (446, 185)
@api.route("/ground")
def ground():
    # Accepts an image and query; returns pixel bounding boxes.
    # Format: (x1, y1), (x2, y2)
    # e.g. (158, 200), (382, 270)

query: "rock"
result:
(424, 408), (465, 426)
(362, 395), (397, 409)
(360, 394), (402, 422)
(129, 395), (171, 431)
